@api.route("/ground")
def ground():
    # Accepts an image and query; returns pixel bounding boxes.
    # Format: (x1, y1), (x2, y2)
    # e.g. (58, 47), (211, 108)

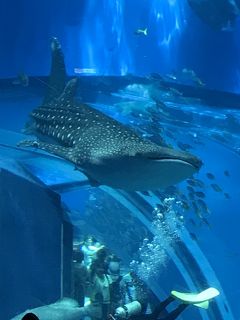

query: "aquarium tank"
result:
(1, 0), (240, 319)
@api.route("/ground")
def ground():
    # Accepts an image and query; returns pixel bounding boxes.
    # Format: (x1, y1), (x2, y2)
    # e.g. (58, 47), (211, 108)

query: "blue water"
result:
(1, 1), (240, 320)
(1, 0), (240, 91)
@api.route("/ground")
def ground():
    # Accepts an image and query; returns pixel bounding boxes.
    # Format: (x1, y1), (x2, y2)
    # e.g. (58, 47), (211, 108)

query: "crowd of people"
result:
(20, 235), (220, 320)
(70, 236), (219, 320)
(71, 236), (149, 320)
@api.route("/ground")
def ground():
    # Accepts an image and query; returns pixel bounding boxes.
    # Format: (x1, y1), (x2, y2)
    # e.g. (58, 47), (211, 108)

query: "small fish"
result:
(206, 173), (215, 180)
(187, 178), (205, 188)
(180, 194), (188, 202)
(165, 185), (179, 195)
(156, 100), (168, 110)
(188, 192), (195, 200)
(224, 192), (231, 199)
(12, 72), (29, 87)
(166, 73), (177, 80)
(211, 132), (228, 143)
(192, 201), (203, 219)
(148, 73), (164, 80)
(224, 170), (230, 177)
(193, 179), (205, 188)
(225, 250), (240, 258)
(182, 68), (196, 76)
(197, 199), (211, 214)
(193, 139), (205, 146)
(181, 200), (190, 210)
(189, 218), (196, 226)
(164, 130), (175, 139)
(134, 28), (148, 36)
(201, 217), (211, 228)
(211, 183), (223, 193)
(195, 191), (205, 199)
(139, 191), (151, 197)
(187, 186), (194, 193)
(156, 204), (166, 212)
(189, 232), (198, 241)
(177, 142), (193, 152)
(224, 303), (229, 313)
(169, 88), (182, 96)
(195, 77), (205, 87)
(187, 179), (196, 187)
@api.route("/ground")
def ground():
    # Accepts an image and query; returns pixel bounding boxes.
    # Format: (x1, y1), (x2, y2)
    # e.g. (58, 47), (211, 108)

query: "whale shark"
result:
(18, 38), (202, 191)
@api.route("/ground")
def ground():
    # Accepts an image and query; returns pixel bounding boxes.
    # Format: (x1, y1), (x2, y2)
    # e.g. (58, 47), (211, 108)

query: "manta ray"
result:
(18, 38), (202, 191)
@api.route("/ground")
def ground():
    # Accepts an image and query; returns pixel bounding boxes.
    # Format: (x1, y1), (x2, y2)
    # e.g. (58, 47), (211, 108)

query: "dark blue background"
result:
(0, 0), (240, 90)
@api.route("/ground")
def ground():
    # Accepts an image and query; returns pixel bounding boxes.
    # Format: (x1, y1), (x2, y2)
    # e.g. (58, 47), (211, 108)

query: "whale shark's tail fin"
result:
(171, 287), (220, 309)
(43, 37), (67, 105)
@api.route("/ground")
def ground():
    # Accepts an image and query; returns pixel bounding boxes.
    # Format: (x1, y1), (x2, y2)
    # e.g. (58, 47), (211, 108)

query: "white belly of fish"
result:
(86, 158), (197, 191)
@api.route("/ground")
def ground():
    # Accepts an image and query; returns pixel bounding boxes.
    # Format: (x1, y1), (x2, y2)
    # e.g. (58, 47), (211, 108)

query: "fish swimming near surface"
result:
(134, 28), (148, 36)
(18, 37), (202, 191)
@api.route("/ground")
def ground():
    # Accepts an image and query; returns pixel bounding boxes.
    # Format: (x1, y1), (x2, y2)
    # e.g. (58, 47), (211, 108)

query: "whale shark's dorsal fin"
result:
(56, 78), (78, 108)
(43, 37), (67, 105)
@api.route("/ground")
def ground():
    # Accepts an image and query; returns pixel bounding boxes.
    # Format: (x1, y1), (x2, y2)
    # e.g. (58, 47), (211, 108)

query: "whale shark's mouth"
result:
(88, 156), (201, 191)
(148, 156), (202, 171)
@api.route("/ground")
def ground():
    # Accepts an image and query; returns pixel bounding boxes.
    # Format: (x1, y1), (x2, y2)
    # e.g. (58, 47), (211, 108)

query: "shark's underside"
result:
(18, 38), (202, 191)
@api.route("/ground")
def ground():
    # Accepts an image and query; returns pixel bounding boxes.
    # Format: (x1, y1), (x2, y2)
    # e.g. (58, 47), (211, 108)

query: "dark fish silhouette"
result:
(206, 173), (215, 180)
(177, 142), (193, 151)
(211, 184), (223, 193)
(187, 178), (205, 188)
(224, 170), (230, 177)
(224, 192), (231, 199)
(197, 199), (211, 214)
(195, 191), (205, 199)
(189, 232), (198, 241)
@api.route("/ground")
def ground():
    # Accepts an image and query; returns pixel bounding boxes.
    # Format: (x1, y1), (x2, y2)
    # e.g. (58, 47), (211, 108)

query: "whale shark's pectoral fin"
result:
(17, 139), (72, 160)
(86, 176), (101, 187)
(74, 166), (101, 187)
